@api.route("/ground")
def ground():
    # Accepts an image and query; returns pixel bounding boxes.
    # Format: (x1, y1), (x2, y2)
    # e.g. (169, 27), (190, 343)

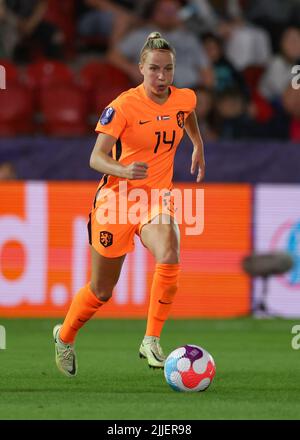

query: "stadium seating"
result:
(45, 0), (76, 57)
(79, 61), (133, 113)
(24, 59), (74, 89)
(0, 84), (34, 135)
(92, 84), (130, 116)
(80, 61), (131, 91)
(242, 65), (273, 123)
(24, 59), (75, 108)
(0, 59), (19, 86)
(40, 84), (89, 136)
(242, 65), (265, 92)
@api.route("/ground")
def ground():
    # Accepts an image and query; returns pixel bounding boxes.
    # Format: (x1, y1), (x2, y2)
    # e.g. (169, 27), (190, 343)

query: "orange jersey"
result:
(95, 84), (196, 196)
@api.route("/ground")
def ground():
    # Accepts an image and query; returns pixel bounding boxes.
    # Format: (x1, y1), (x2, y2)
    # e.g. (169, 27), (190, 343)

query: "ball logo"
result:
(189, 348), (201, 358)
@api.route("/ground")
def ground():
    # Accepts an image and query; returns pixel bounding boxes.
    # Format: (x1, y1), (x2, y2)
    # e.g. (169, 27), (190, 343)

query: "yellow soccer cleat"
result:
(139, 336), (166, 369)
(53, 324), (77, 378)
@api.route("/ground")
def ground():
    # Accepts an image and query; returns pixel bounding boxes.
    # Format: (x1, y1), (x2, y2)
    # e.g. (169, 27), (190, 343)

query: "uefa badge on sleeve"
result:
(100, 107), (115, 125)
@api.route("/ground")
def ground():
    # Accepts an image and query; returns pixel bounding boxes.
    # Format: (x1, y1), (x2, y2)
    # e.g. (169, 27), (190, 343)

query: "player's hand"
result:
(191, 149), (205, 183)
(123, 162), (148, 180)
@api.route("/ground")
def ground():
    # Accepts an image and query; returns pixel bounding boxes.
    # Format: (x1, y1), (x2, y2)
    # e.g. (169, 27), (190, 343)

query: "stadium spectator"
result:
(176, 0), (259, 37)
(107, 0), (214, 88)
(0, 0), (18, 58)
(282, 85), (300, 142)
(0, 161), (17, 180)
(218, 15), (272, 71)
(242, 0), (300, 51)
(194, 86), (217, 141)
(211, 86), (291, 141)
(201, 32), (248, 95)
(5, 0), (64, 62)
(259, 27), (300, 103)
(77, 0), (139, 51)
(209, 0), (242, 16)
(211, 87), (256, 139)
(175, 0), (219, 35)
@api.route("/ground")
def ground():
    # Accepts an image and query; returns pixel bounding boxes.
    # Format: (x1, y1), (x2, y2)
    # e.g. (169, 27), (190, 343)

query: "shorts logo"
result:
(100, 231), (113, 247)
(100, 107), (115, 125)
(176, 111), (185, 128)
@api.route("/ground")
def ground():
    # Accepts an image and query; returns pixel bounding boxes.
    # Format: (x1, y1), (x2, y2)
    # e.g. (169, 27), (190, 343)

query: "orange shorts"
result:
(88, 190), (176, 258)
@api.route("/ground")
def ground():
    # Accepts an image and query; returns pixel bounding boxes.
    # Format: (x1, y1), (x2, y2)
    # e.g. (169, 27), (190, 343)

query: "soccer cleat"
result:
(139, 336), (166, 369)
(53, 324), (77, 378)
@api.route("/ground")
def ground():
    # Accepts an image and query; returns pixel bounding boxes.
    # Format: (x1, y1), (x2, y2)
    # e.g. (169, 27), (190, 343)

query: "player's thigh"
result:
(140, 214), (180, 263)
(90, 245), (126, 293)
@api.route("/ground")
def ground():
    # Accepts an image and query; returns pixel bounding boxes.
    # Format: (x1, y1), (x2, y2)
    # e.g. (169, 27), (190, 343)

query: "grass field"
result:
(0, 317), (300, 420)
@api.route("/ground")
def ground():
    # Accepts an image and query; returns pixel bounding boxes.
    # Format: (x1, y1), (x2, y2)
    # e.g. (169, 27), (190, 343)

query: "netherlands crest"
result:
(100, 231), (113, 247)
(176, 111), (185, 128)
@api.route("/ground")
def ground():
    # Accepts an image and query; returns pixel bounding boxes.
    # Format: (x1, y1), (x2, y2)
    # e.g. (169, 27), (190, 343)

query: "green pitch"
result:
(0, 318), (300, 420)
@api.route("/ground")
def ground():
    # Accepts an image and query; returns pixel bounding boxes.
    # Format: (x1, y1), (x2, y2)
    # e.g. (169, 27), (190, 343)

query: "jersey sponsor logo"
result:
(100, 230), (113, 247)
(139, 120), (151, 125)
(176, 111), (185, 128)
(157, 115), (170, 121)
(100, 107), (115, 125)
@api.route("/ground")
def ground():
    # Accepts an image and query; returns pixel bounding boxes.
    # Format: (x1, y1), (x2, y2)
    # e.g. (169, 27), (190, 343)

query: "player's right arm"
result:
(90, 133), (148, 180)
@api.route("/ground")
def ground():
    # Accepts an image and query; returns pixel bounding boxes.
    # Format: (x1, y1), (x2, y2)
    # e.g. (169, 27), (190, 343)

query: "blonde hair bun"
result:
(140, 32), (176, 63)
(147, 32), (162, 40)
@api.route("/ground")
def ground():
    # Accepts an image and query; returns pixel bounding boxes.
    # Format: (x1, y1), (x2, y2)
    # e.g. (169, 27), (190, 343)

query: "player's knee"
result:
(90, 282), (114, 301)
(157, 247), (180, 264)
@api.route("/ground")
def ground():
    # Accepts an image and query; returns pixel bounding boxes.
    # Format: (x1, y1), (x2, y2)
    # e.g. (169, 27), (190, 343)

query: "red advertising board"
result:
(0, 182), (251, 317)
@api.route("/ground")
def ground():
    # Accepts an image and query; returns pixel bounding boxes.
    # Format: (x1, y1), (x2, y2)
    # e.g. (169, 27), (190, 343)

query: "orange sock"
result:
(145, 263), (180, 338)
(59, 283), (106, 344)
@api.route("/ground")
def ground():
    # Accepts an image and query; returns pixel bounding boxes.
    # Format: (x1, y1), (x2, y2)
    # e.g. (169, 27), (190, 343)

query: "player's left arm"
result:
(184, 110), (205, 183)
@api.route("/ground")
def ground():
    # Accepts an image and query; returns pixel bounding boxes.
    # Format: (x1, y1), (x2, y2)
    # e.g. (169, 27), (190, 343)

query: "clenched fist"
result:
(123, 162), (148, 180)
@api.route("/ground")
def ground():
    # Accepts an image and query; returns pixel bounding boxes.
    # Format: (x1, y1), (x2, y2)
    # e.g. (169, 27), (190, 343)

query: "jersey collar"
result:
(138, 84), (175, 109)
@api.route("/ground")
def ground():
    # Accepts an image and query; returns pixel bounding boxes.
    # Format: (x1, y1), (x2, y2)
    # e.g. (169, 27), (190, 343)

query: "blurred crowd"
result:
(0, 0), (300, 142)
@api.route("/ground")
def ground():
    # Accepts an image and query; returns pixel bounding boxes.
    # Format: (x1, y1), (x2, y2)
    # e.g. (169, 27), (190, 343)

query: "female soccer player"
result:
(53, 32), (205, 377)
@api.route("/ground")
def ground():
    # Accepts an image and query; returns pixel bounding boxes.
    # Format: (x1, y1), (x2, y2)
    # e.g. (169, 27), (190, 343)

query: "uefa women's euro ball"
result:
(164, 344), (216, 392)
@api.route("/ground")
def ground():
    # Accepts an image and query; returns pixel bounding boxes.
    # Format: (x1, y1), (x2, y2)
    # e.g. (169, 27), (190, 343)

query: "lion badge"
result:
(100, 231), (113, 247)
(176, 111), (185, 128)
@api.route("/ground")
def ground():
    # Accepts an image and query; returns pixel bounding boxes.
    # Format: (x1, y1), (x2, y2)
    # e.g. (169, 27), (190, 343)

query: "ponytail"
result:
(140, 32), (176, 63)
